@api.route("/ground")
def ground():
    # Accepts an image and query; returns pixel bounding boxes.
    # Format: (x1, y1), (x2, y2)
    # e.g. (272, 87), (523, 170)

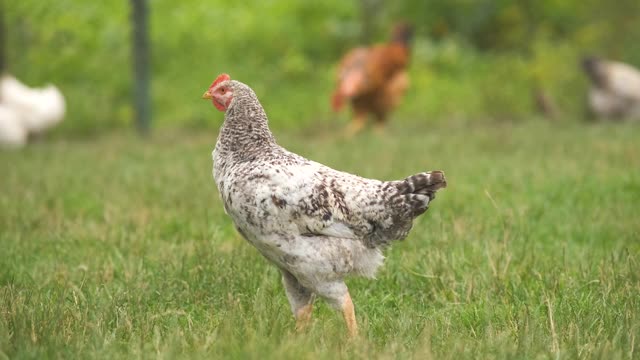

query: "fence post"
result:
(131, 0), (151, 136)
(0, 0), (6, 75)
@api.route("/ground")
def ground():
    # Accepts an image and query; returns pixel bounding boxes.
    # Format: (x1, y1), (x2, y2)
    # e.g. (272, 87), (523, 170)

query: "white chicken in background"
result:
(0, 104), (27, 148)
(0, 75), (66, 144)
(581, 57), (640, 120)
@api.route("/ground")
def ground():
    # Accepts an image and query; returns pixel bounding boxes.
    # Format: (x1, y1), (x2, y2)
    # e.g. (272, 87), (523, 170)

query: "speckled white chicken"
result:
(581, 57), (640, 120)
(202, 74), (446, 336)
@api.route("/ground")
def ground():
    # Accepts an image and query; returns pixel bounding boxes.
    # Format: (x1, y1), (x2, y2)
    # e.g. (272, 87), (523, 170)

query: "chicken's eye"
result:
(220, 88), (226, 94)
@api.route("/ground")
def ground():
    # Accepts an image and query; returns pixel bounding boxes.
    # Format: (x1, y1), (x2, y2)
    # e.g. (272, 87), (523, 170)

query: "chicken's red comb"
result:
(210, 73), (231, 89)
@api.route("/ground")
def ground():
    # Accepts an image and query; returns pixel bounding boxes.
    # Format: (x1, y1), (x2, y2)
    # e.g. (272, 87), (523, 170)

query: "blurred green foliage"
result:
(4, 0), (640, 134)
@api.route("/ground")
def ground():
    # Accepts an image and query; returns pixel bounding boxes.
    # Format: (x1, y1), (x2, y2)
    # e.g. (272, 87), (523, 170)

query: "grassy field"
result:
(1, 120), (639, 359)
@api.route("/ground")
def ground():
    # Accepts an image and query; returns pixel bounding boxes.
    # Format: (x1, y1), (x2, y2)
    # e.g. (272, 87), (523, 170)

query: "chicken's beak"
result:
(202, 90), (213, 100)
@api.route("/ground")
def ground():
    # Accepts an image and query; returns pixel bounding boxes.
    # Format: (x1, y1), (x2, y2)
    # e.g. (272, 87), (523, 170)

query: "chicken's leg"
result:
(281, 270), (315, 332)
(341, 291), (358, 338)
(346, 110), (367, 137)
(373, 111), (388, 135)
(295, 302), (314, 331)
(316, 281), (358, 338)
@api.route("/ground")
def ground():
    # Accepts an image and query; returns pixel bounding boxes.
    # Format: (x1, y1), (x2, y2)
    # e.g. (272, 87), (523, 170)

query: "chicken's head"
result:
(202, 73), (233, 111)
(391, 22), (414, 45)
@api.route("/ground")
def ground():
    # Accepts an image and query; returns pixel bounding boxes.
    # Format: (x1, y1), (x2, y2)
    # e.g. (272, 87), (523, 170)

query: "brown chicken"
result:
(332, 23), (414, 135)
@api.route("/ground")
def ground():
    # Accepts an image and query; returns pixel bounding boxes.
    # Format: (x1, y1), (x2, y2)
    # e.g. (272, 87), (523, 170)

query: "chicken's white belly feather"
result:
(215, 160), (385, 283)
(220, 161), (381, 275)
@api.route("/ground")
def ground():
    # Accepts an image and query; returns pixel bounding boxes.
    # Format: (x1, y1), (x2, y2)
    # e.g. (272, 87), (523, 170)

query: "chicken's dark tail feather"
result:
(401, 171), (447, 199)
(386, 171), (447, 217)
(395, 171), (447, 217)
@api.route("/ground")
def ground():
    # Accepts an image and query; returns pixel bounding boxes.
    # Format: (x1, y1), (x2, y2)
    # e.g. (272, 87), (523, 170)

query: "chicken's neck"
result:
(215, 93), (277, 164)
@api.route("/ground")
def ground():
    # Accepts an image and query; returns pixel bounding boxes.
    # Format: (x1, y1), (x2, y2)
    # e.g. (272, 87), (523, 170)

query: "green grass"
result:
(1, 120), (639, 359)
